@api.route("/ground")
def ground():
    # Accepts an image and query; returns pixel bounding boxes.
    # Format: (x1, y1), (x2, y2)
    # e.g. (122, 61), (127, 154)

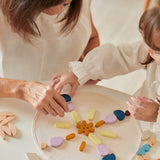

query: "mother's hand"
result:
(21, 81), (68, 117)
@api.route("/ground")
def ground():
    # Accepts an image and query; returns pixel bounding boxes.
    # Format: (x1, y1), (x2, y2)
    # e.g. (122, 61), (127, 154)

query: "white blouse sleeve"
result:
(69, 40), (148, 85)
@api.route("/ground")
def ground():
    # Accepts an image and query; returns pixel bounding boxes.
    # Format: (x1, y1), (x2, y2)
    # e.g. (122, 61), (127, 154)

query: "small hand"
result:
(22, 81), (68, 117)
(52, 72), (80, 97)
(126, 96), (159, 122)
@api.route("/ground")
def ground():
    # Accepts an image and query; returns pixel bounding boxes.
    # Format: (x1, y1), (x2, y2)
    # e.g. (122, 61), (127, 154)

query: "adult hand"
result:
(126, 96), (159, 122)
(52, 72), (80, 97)
(22, 81), (68, 117)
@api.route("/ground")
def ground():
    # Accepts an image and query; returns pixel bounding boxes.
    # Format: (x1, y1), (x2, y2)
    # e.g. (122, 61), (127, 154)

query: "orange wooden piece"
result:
(79, 141), (86, 152)
(65, 133), (76, 140)
(95, 120), (105, 128)
(76, 120), (95, 136)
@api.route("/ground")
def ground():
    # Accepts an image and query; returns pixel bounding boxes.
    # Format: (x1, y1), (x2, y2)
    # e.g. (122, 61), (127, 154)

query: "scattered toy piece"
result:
(0, 116), (6, 122)
(0, 129), (5, 140)
(141, 144), (150, 152)
(77, 120), (94, 136)
(40, 143), (48, 150)
(8, 123), (17, 137)
(0, 112), (15, 117)
(55, 122), (71, 129)
(88, 133), (101, 145)
(1, 116), (16, 126)
(104, 114), (117, 124)
(67, 102), (74, 112)
(113, 110), (125, 121)
(25, 153), (41, 160)
(49, 136), (64, 147)
(146, 137), (157, 147)
(71, 111), (81, 124)
(65, 133), (76, 140)
(141, 130), (151, 141)
(88, 108), (96, 121)
(0, 125), (12, 136)
(61, 94), (71, 102)
(101, 130), (117, 139)
(79, 141), (86, 152)
(137, 155), (150, 160)
(137, 148), (146, 156)
(102, 153), (116, 160)
(96, 144), (109, 157)
(95, 120), (105, 128)
(125, 110), (130, 116)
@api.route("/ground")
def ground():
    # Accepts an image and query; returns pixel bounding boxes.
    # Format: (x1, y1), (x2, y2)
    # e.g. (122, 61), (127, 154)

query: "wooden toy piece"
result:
(40, 143), (48, 150)
(88, 108), (96, 121)
(8, 123), (17, 137)
(55, 122), (71, 129)
(146, 137), (157, 147)
(141, 130), (151, 141)
(95, 120), (105, 128)
(142, 154), (150, 160)
(96, 144), (109, 157)
(65, 133), (76, 140)
(71, 111), (81, 124)
(125, 110), (130, 116)
(0, 111), (15, 117)
(101, 130), (117, 139)
(0, 129), (5, 140)
(0, 125), (12, 136)
(102, 153), (116, 160)
(136, 156), (144, 160)
(113, 110), (125, 121)
(88, 133), (101, 145)
(25, 153), (41, 160)
(76, 120), (95, 136)
(104, 114), (117, 124)
(1, 116), (16, 126)
(79, 141), (86, 152)
(61, 94), (71, 102)
(0, 116), (6, 122)
(49, 137), (64, 147)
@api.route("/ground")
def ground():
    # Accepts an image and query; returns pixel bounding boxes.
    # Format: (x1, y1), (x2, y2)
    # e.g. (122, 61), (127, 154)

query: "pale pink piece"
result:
(141, 130), (151, 141)
(104, 114), (117, 124)
(0, 112), (15, 117)
(67, 102), (74, 112)
(8, 123), (17, 137)
(0, 129), (5, 140)
(1, 116), (16, 126)
(0, 125), (12, 136)
(49, 137), (64, 147)
(0, 116), (6, 122)
(96, 144), (109, 157)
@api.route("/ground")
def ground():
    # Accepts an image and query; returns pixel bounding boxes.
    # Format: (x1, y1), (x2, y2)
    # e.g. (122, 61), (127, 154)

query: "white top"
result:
(0, 0), (91, 81)
(69, 40), (160, 131)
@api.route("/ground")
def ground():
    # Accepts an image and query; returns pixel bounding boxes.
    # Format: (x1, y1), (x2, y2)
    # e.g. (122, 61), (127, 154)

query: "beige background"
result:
(91, 0), (146, 95)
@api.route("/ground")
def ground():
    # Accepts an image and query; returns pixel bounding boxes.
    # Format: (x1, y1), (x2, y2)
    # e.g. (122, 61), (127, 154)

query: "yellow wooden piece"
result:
(101, 130), (117, 139)
(88, 133), (101, 145)
(88, 108), (96, 121)
(71, 111), (81, 123)
(55, 122), (71, 128)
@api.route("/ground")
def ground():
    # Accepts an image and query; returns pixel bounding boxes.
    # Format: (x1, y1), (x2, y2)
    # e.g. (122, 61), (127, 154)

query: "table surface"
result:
(0, 84), (159, 160)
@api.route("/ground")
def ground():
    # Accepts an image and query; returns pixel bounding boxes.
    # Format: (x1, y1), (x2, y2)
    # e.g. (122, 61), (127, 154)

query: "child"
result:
(52, 7), (160, 131)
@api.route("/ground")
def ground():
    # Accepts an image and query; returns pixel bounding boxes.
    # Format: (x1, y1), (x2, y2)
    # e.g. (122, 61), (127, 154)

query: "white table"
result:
(0, 84), (159, 160)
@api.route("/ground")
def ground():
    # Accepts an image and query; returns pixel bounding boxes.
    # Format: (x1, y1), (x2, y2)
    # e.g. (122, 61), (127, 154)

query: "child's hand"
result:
(52, 72), (80, 97)
(126, 96), (159, 122)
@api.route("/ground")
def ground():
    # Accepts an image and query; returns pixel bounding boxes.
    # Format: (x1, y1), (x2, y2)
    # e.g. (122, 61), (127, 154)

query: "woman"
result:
(0, 0), (100, 117)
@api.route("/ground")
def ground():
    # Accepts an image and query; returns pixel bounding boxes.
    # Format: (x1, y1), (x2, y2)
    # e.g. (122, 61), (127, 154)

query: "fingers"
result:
(126, 101), (144, 120)
(47, 98), (64, 117)
(52, 78), (60, 88)
(70, 84), (78, 97)
(53, 91), (69, 112)
(37, 107), (48, 115)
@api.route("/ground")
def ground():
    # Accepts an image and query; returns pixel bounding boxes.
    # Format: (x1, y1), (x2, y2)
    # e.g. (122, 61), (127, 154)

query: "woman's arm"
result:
(79, 12), (100, 61)
(0, 78), (68, 116)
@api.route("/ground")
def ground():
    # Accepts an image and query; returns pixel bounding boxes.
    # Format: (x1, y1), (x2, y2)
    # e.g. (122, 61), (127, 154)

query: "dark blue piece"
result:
(61, 94), (71, 102)
(102, 153), (116, 160)
(113, 110), (125, 121)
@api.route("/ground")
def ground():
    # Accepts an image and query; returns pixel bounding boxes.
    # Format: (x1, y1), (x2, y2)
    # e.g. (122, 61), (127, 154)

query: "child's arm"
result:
(53, 40), (147, 96)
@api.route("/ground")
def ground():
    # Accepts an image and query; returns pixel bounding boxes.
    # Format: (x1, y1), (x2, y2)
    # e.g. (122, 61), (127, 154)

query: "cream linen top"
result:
(69, 40), (160, 131)
(0, 0), (91, 81)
